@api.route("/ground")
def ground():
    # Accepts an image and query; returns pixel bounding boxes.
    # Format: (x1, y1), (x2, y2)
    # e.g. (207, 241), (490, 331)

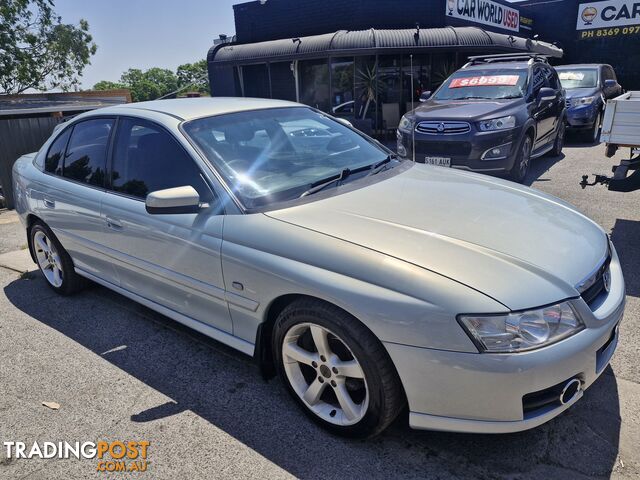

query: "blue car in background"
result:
(556, 64), (623, 143)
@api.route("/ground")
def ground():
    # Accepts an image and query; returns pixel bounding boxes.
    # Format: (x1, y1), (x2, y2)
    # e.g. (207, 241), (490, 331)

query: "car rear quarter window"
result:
(44, 128), (72, 175)
(110, 118), (212, 201)
(63, 118), (114, 187)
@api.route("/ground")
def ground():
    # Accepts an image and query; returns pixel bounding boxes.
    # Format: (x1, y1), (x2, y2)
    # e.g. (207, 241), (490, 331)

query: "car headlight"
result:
(571, 96), (595, 107)
(458, 301), (584, 353)
(398, 115), (414, 132)
(478, 115), (516, 131)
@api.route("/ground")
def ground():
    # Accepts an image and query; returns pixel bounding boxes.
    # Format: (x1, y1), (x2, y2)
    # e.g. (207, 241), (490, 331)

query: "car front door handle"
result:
(106, 217), (123, 230)
(43, 198), (55, 208)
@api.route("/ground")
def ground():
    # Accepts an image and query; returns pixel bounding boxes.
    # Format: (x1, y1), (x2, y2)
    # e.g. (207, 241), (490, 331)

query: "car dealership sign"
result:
(576, 0), (640, 30)
(447, 0), (520, 32)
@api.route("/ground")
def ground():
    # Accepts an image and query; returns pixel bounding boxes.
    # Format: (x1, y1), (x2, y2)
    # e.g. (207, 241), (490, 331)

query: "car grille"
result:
(577, 245), (612, 307)
(414, 140), (472, 156)
(565, 99), (572, 109)
(416, 121), (471, 135)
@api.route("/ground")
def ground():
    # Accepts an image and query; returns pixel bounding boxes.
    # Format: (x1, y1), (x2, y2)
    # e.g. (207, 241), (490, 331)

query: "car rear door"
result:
(99, 116), (233, 334)
(35, 118), (119, 284)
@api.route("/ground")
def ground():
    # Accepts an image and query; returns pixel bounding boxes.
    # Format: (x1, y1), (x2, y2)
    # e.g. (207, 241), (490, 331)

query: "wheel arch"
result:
(254, 292), (405, 404)
(25, 213), (43, 263)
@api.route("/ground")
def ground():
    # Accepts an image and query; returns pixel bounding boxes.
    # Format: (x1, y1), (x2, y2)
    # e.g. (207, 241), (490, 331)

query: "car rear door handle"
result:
(43, 198), (55, 208)
(106, 217), (123, 230)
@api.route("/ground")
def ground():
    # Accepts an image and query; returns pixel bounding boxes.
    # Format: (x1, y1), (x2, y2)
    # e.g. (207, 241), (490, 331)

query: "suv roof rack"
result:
(463, 53), (550, 68)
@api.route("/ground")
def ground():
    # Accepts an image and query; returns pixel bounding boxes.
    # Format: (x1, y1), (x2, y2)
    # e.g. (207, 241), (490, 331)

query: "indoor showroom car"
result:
(12, 98), (625, 438)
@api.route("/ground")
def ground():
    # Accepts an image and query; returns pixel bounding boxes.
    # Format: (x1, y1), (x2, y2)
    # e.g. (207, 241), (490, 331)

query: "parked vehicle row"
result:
(12, 95), (624, 438)
(397, 54), (622, 183)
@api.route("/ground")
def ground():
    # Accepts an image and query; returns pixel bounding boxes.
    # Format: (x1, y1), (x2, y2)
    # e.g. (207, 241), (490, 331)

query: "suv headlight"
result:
(478, 115), (516, 131)
(458, 301), (584, 353)
(398, 115), (414, 132)
(571, 96), (595, 107)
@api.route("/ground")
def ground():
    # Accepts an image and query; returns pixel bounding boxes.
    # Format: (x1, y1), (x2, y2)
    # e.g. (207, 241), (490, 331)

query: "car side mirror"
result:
(334, 117), (353, 128)
(419, 91), (432, 102)
(604, 79), (617, 88)
(145, 185), (202, 215)
(537, 87), (556, 104)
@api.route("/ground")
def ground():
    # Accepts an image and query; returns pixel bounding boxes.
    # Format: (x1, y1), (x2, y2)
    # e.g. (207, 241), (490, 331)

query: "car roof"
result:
(90, 97), (302, 121)
(462, 61), (531, 71)
(555, 64), (606, 70)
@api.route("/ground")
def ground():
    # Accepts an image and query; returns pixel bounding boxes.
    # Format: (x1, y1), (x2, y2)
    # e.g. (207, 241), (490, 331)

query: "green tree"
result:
(93, 80), (126, 91)
(0, 0), (97, 94)
(176, 60), (209, 94)
(119, 67), (178, 102)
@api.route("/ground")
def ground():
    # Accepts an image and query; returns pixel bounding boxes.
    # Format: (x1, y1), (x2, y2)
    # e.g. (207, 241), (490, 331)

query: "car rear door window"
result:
(110, 118), (212, 201)
(63, 118), (113, 187)
(44, 128), (72, 175)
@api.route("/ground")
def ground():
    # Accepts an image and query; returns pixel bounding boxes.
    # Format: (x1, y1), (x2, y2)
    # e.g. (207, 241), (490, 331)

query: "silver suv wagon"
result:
(12, 98), (624, 438)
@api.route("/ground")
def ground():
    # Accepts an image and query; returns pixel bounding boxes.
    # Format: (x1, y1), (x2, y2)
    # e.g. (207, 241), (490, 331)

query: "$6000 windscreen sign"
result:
(577, 1), (640, 30)
(447, 0), (520, 32)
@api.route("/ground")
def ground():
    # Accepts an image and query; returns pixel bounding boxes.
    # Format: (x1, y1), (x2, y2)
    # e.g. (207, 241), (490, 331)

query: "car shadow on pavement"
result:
(4, 274), (623, 479)
(611, 219), (640, 298)
(525, 153), (565, 186)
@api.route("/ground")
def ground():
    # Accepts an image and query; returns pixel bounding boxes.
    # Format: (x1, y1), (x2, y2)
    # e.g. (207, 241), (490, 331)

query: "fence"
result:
(0, 116), (63, 209)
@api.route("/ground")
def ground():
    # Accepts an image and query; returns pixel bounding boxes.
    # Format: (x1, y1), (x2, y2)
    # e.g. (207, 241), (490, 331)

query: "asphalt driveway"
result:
(0, 137), (639, 479)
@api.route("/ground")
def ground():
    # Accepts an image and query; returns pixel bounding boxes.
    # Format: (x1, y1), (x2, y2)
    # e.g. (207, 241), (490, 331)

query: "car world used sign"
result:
(577, 0), (640, 30)
(446, 0), (520, 33)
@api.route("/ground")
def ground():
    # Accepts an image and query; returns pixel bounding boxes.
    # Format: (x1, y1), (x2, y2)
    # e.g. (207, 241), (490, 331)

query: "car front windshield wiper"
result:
(299, 155), (397, 198)
(366, 154), (397, 177)
(299, 168), (353, 198)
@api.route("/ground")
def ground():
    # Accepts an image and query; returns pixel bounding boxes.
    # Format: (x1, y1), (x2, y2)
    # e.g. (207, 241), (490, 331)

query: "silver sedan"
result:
(12, 98), (624, 438)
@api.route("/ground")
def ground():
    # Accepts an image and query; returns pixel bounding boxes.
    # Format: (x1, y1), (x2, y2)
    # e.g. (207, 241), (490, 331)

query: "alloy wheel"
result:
(34, 230), (64, 288)
(282, 322), (369, 426)
(519, 137), (532, 179)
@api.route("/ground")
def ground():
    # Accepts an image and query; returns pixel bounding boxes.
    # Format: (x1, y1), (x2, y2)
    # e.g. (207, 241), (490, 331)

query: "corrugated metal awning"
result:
(208, 26), (563, 64)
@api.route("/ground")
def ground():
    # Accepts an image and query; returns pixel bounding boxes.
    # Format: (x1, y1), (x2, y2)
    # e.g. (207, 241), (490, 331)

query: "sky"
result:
(53, 0), (238, 89)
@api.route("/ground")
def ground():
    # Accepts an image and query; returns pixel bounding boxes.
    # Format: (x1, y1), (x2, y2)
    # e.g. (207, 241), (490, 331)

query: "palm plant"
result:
(355, 62), (381, 120)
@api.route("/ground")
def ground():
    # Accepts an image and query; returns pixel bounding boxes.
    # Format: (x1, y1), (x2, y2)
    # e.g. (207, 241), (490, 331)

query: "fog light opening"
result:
(559, 378), (581, 405)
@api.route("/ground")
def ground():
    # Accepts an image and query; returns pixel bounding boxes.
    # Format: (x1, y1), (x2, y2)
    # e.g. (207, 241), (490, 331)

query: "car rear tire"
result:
(273, 298), (405, 438)
(509, 135), (533, 183)
(30, 221), (85, 295)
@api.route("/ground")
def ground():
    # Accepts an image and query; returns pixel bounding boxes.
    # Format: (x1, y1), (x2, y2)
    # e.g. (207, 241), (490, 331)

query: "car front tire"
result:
(584, 110), (602, 143)
(30, 221), (85, 295)
(509, 134), (533, 183)
(273, 298), (405, 438)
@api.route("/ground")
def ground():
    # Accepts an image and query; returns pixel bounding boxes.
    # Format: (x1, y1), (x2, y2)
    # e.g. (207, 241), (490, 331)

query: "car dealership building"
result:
(207, 0), (640, 133)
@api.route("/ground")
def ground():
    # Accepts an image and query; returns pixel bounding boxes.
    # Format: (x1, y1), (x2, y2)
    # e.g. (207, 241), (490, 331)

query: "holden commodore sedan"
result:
(12, 98), (624, 438)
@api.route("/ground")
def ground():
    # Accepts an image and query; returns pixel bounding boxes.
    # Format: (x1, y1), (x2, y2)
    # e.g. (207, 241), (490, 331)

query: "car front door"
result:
(35, 118), (119, 284)
(100, 116), (232, 334)
(531, 65), (559, 149)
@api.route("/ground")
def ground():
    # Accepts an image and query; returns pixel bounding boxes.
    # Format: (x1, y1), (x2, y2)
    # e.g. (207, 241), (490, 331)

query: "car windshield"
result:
(432, 68), (528, 101)
(557, 69), (598, 89)
(182, 107), (392, 209)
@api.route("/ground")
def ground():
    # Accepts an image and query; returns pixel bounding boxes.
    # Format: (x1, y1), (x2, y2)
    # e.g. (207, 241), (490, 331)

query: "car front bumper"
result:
(566, 104), (599, 128)
(385, 245), (625, 434)
(397, 127), (522, 174)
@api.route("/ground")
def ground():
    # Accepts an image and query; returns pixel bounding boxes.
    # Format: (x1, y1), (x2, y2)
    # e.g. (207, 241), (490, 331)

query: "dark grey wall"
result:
(0, 116), (62, 209)
(520, 0), (640, 89)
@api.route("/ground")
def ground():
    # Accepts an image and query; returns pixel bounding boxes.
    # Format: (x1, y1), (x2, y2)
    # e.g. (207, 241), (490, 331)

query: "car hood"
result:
(267, 164), (608, 310)
(564, 87), (600, 99)
(413, 99), (519, 121)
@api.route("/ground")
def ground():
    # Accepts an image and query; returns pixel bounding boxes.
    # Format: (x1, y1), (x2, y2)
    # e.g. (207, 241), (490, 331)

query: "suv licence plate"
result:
(425, 156), (451, 167)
